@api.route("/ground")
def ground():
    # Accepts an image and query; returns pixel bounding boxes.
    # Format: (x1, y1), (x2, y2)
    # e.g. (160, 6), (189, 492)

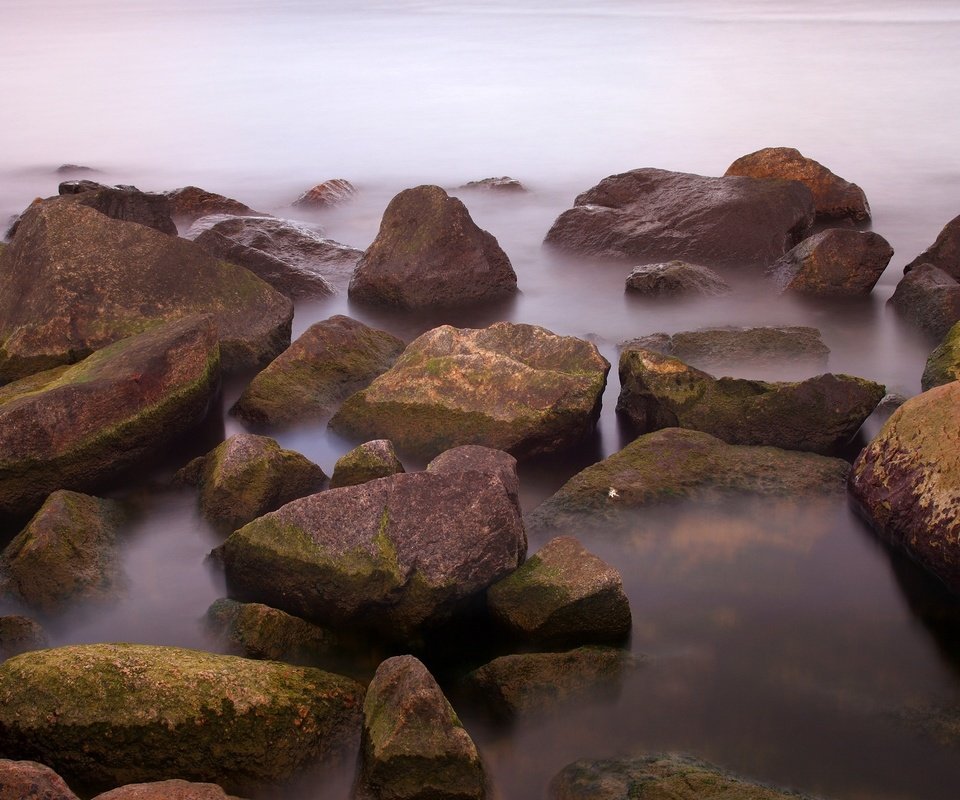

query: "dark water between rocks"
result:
(3, 1), (960, 798)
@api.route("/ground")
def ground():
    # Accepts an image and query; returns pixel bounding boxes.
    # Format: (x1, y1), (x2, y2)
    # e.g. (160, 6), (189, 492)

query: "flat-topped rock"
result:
(768, 228), (893, 295)
(624, 261), (730, 297)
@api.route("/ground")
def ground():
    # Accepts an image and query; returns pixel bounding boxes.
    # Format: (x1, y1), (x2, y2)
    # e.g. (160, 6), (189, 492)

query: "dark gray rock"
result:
(459, 176), (526, 192)
(55, 182), (177, 235)
(768, 228), (893, 295)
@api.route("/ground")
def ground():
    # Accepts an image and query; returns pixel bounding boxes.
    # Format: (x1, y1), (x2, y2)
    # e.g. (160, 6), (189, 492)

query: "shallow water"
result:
(2, 1), (960, 798)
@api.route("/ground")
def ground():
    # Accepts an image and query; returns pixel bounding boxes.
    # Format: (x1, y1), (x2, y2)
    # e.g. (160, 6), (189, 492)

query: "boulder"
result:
(348, 185), (518, 308)
(768, 228), (893, 295)
(461, 647), (635, 720)
(164, 186), (259, 225)
(0, 617), (48, 661)
(543, 168), (814, 269)
(0, 760), (79, 800)
(0, 317), (220, 516)
(231, 315), (404, 427)
(91, 780), (240, 800)
(177, 434), (326, 532)
(330, 322), (609, 461)
(0, 491), (125, 611)
(0, 644), (364, 796)
(525, 428), (849, 536)
(549, 754), (818, 800)
(725, 146), (870, 222)
(458, 176), (526, 192)
(849, 381), (960, 593)
(487, 536), (630, 646)
(357, 656), (484, 800)
(922, 321), (960, 390)
(55, 183), (178, 235)
(205, 598), (338, 665)
(624, 261), (729, 297)
(904, 214), (960, 278)
(56, 164), (96, 174)
(426, 445), (520, 511)
(329, 440), (404, 489)
(292, 178), (357, 209)
(217, 470), (526, 640)
(617, 348), (884, 454)
(889, 263), (960, 339)
(0, 201), (291, 379)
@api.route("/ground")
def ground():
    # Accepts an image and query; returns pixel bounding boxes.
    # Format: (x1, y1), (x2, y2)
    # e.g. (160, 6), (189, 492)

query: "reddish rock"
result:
(292, 178), (357, 209)
(0, 760), (79, 800)
(769, 228), (893, 295)
(165, 186), (260, 226)
(904, 215), (960, 279)
(92, 780), (240, 800)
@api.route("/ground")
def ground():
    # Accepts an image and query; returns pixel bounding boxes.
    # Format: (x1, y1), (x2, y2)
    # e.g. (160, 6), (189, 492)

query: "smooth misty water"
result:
(2, 2), (960, 798)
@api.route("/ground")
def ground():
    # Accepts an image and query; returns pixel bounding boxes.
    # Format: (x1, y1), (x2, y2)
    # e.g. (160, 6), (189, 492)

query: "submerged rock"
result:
(624, 261), (730, 297)
(330, 322), (609, 461)
(617, 348), (884, 455)
(426, 445), (520, 511)
(292, 178), (357, 209)
(922, 321), (960, 390)
(349, 185), (518, 308)
(357, 656), (484, 800)
(0, 644), (364, 796)
(231, 315), (404, 427)
(0, 617), (48, 661)
(330, 440), (404, 489)
(768, 228), (893, 295)
(164, 185), (259, 225)
(459, 176), (526, 192)
(0, 760), (79, 800)
(544, 168), (814, 269)
(91, 780), (241, 800)
(904, 215), (960, 278)
(889, 263), (960, 339)
(725, 146), (870, 222)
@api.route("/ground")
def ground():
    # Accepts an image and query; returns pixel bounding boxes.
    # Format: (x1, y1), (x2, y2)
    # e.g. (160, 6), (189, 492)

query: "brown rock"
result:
(55, 182), (177, 235)
(904, 214), (960, 278)
(292, 178), (357, 209)
(769, 228), (893, 295)
(0, 617), (48, 661)
(165, 186), (260, 226)
(624, 261), (730, 297)
(888, 263), (960, 339)
(459, 176), (526, 192)
(426, 445), (520, 511)
(0, 760), (79, 800)
(329, 440), (405, 489)
(92, 780), (241, 800)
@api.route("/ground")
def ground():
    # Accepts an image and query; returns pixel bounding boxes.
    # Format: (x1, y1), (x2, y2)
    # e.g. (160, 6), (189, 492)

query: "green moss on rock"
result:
(922, 320), (960, 390)
(330, 440), (404, 489)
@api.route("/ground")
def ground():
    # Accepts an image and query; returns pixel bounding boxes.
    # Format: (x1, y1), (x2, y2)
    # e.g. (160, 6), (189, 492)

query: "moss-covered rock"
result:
(331, 322), (609, 461)
(487, 536), (630, 646)
(232, 315), (404, 427)
(0, 644), (364, 796)
(0, 759), (80, 800)
(0, 616), (48, 661)
(888, 263), (960, 339)
(0, 200), (291, 379)
(357, 655), (484, 800)
(624, 261), (729, 297)
(0, 317), (220, 517)
(177, 434), (326, 532)
(217, 470), (525, 641)
(617, 348), (884, 455)
(549, 754), (818, 800)
(92, 779), (242, 800)
(330, 440), (404, 489)
(426, 445), (520, 511)
(0, 491), (124, 610)
(922, 320), (960, 390)
(526, 428), (849, 537)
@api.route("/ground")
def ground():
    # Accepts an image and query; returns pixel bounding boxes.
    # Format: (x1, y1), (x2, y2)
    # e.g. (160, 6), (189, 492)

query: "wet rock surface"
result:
(922, 321), (960, 390)
(768, 228), (893, 295)
(165, 185), (259, 226)
(905, 214), (960, 278)
(0, 759), (80, 800)
(889, 263), (960, 339)
(330, 440), (404, 489)
(292, 178), (357, 209)
(624, 261), (730, 297)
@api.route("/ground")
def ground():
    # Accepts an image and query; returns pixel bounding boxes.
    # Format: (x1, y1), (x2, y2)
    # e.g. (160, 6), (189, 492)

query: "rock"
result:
(57, 179), (108, 195)
(0, 643), (364, 796)
(768, 228), (893, 295)
(0, 617), (48, 661)
(904, 215), (960, 278)
(0, 201), (291, 379)
(164, 186), (259, 226)
(725, 146), (870, 223)
(0, 317), (220, 516)
(874, 393), (908, 423)
(458, 176), (526, 192)
(91, 780), (241, 800)
(543, 168), (814, 269)
(357, 656), (483, 800)
(616, 348), (884, 454)
(56, 164), (96, 174)
(217, 470), (526, 640)
(176, 434), (326, 532)
(55, 182), (177, 235)
(549, 754), (818, 800)
(330, 322), (609, 461)
(526, 428), (850, 536)
(205, 598), (338, 665)
(426, 445), (520, 511)
(623, 326), (829, 372)
(487, 536), (630, 646)
(0, 491), (124, 611)
(461, 647), (635, 720)
(0, 760), (80, 800)
(849, 381), (960, 594)
(922, 321), (960, 390)
(891, 704), (960, 749)
(888, 263), (960, 339)
(329, 440), (404, 489)
(624, 261), (730, 297)
(231, 315), (404, 427)
(348, 185), (518, 308)
(292, 178), (357, 209)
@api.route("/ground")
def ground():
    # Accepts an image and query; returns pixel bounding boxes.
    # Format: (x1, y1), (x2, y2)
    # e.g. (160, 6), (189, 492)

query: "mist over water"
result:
(2, 2), (960, 798)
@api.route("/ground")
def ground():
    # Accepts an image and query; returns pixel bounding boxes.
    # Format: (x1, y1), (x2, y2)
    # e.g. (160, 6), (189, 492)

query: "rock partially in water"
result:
(0, 644), (364, 796)
(768, 228), (893, 295)
(888, 263), (960, 339)
(176, 434), (326, 532)
(904, 214), (960, 279)
(725, 146), (870, 223)
(91, 780), (241, 800)
(624, 261), (730, 297)
(292, 178), (357, 209)
(356, 655), (484, 800)
(549, 754), (819, 800)
(617, 348), (884, 455)
(0, 201), (291, 379)
(349, 185), (518, 308)
(426, 445), (520, 511)
(56, 163), (96, 174)
(0, 760), (80, 800)
(54, 182), (177, 235)
(487, 536), (631, 646)
(850, 381), (960, 594)
(330, 322), (609, 461)
(543, 168), (814, 269)
(0, 491), (125, 611)
(164, 186), (260, 226)
(458, 176), (526, 192)
(922, 321), (960, 390)
(232, 315), (404, 427)
(330, 440), (404, 489)
(0, 317), (220, 517)
(0, 617), (48, 661)
(217, 470), (525, 641)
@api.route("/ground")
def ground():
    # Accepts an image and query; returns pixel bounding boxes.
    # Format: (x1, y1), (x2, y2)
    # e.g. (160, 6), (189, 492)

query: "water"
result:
(2, 1), (960, 798)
